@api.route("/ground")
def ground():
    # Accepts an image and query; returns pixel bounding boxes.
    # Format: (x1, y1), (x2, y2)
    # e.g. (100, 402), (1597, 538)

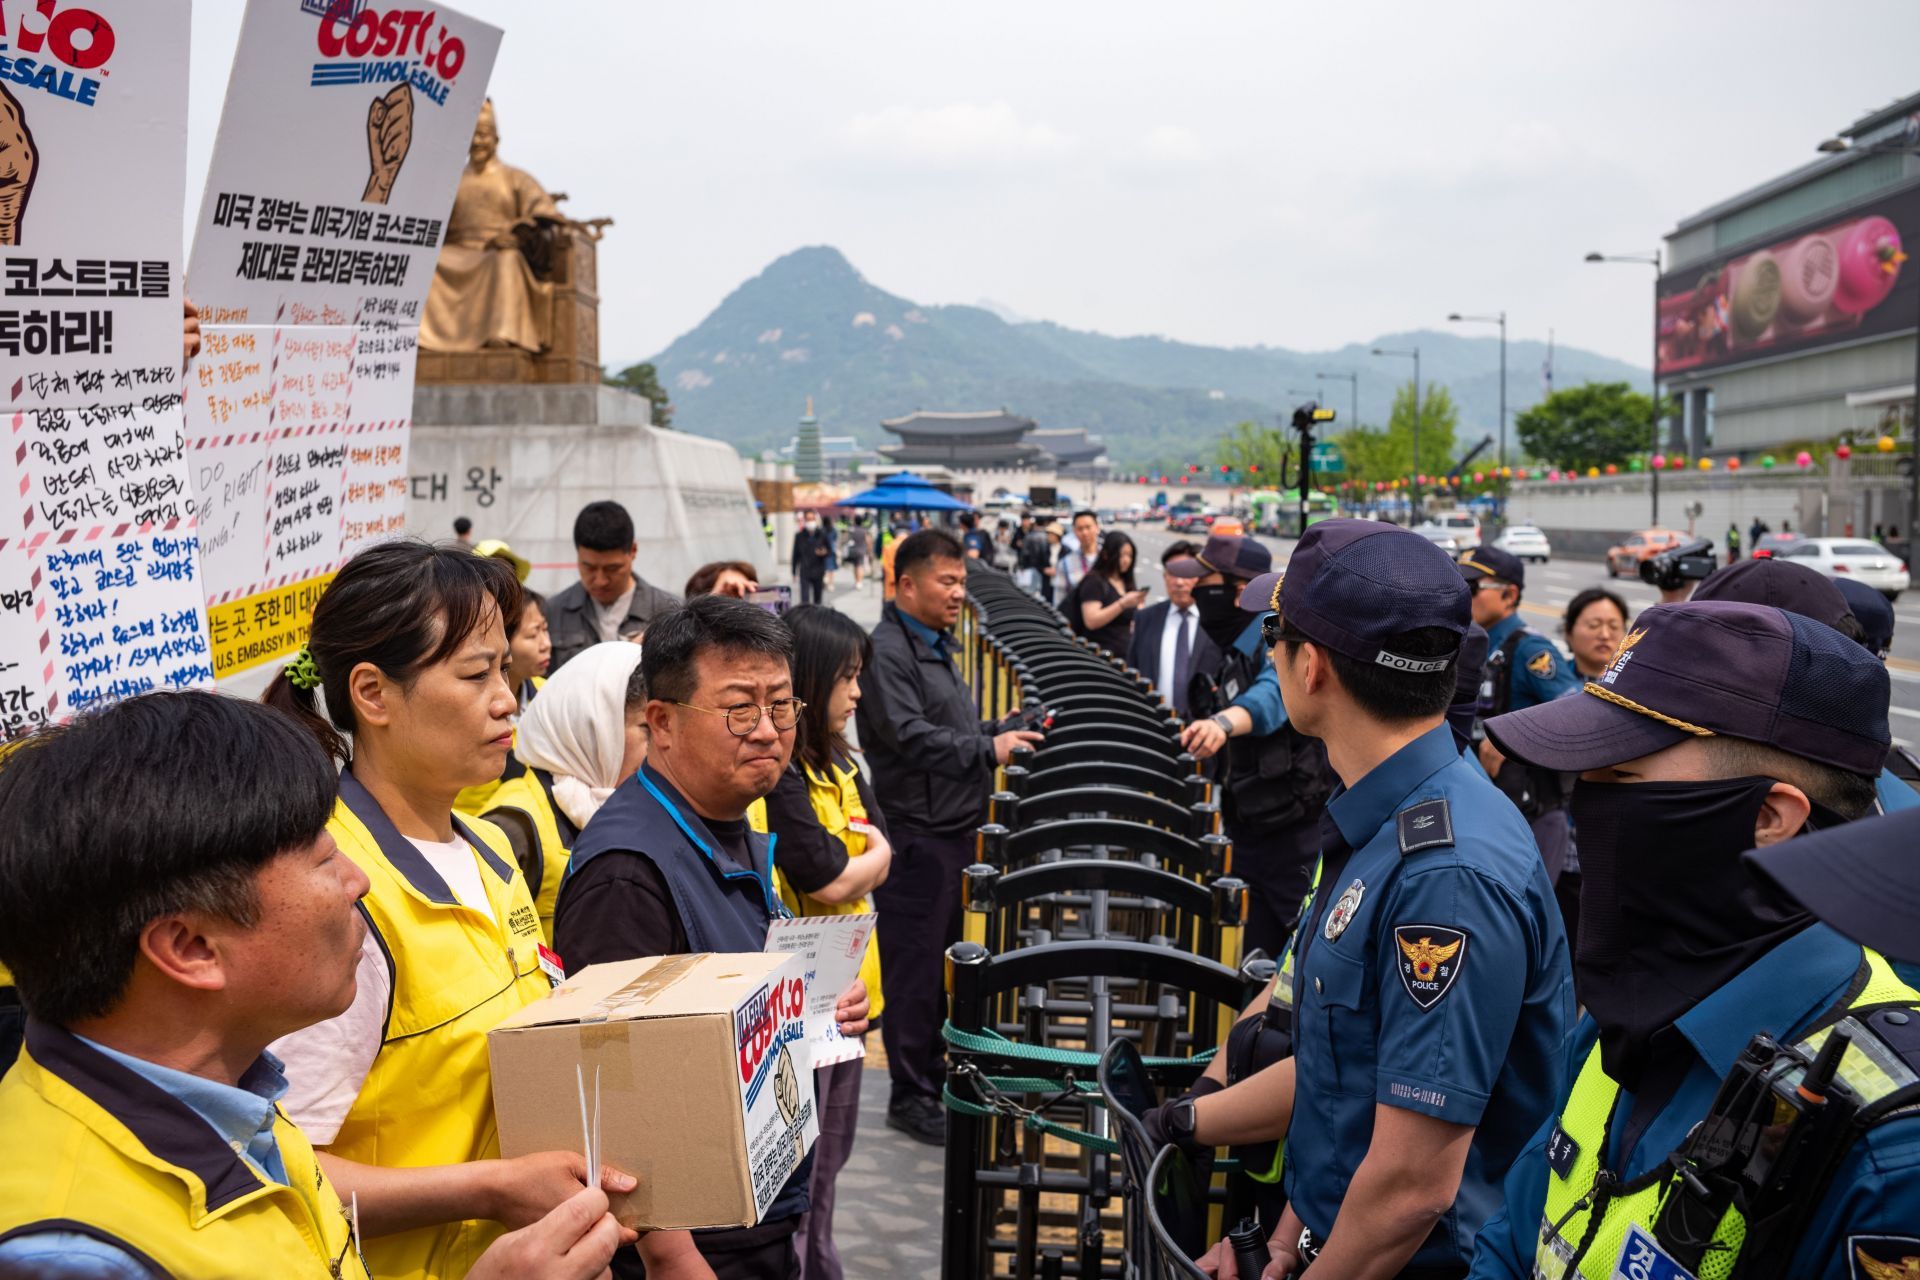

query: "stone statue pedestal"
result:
(417, 226), (602, 385)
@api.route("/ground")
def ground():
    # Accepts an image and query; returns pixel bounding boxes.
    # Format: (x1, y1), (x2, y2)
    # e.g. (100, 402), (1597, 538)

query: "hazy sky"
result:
(186, 1), (1919, 370)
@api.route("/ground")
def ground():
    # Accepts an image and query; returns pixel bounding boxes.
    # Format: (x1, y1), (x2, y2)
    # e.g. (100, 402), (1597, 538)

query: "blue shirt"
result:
(1485, 614), (1581, 711)
(0, 1044), (292, 1279)
(896, 608), (952, 661)
(1877, 766), (1920, 813)
(1469, 924), (1920, 1280)
(1284, 723), (1574, 1268)
(1227, 615), (1287, 735)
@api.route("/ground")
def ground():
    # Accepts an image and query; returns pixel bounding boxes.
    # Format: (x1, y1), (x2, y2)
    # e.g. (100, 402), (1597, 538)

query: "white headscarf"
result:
(513, 641), (645, 828)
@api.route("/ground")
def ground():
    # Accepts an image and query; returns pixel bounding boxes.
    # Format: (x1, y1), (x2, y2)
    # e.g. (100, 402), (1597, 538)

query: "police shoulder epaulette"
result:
(1396, 797), (1454, 856)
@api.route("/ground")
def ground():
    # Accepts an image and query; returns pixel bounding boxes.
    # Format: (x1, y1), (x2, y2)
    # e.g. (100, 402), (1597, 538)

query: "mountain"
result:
(636, 246), (1647, 470)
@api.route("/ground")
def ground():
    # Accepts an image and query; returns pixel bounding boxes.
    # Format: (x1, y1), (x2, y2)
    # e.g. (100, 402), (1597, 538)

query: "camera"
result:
(1639, 538), (1717, 591)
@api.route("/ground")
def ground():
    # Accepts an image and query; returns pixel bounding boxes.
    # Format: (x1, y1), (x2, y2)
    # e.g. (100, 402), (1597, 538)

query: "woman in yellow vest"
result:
(484, 641), (648, 941)
(752, 604), (892, 1280)
(0, 690), (627, 1280)
(262, 541), (703, 1280)
(455, 585), (552, 818)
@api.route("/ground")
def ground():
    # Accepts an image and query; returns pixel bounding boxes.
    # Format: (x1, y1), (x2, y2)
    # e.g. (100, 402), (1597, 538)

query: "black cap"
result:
(1179, 534), (1271, 584)
(1692, 558), (1852, 630)
(1457, 546), (1527, 590)
(1746, 808), (1920, 962)
(1833, 576), (1895, 657)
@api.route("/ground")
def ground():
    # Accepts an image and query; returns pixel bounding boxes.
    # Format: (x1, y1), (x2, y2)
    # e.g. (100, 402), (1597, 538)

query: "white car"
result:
(1431, 510), (1482, 551)
(1411, 523), (1463, 555)
(1774, 538), (1910, 599)
(1493, 525), (1552, 563)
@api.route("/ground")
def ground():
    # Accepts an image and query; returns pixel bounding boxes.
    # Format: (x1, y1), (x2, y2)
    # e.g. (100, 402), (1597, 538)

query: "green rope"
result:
(939, 1073), (1242, 1170)
(942, 1022), (1216, 1072)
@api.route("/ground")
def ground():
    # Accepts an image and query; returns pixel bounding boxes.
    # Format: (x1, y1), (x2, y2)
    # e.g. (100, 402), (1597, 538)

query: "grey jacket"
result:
(546, 572), (680, 672)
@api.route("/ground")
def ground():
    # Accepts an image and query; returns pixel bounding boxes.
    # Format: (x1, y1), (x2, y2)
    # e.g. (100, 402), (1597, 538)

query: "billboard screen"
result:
(1656, 182), (1918, 379)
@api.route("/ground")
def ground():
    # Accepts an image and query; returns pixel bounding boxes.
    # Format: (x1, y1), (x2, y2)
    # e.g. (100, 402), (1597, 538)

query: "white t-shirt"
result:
(270, 836), (495, 1141)
(593, 580), (637, 643)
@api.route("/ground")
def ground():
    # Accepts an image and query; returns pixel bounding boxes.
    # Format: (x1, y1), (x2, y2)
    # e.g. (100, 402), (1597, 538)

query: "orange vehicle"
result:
(1605, 528), (1687, 578)
(1208, 516), (1247, 537)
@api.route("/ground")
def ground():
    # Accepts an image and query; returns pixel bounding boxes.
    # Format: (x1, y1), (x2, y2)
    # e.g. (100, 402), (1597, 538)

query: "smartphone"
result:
(747, 586), (793, 617)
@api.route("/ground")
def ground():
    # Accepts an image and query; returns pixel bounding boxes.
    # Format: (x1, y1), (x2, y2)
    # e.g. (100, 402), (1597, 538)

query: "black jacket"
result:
(855, 603), (996, 834)
(1125, 599), (1221, 713)
(546, 572), (679, 672)
(791, 526), (832, 581)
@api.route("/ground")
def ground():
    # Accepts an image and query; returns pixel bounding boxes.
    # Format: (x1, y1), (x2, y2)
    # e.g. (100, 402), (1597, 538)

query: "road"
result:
(1121, 522), (1920, 750)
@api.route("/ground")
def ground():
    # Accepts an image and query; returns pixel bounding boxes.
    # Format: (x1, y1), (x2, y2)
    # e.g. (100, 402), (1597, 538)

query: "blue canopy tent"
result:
(838, 471), (973, 512)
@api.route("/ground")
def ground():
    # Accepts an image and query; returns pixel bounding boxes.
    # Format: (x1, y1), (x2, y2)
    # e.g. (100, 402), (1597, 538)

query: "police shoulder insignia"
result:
(1322, 878), (1365, 941)
(1526, 648), (1557, 678)
(1850, 1236), (1920, 1280)
(1396, 798), (1454, 855)
(1393, 924), (1467, 1009)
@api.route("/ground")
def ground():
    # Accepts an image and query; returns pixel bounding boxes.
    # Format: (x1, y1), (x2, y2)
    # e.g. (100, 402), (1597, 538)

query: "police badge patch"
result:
(1323, 878), (1365, 941)
(1849, 1235), (1920, 1280)
(1393, 924), (1468, 1009)
(1526, 649), (1557, 679)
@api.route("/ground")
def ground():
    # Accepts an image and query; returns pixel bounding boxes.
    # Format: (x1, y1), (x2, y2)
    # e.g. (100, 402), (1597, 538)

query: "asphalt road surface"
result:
(1121, 522), (1920, 750)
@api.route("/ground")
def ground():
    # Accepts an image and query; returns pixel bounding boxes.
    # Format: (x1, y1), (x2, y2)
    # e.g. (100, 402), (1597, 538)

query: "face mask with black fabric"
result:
(1569, 775), (1821, 1090)
(1193, 583), (1246, 648)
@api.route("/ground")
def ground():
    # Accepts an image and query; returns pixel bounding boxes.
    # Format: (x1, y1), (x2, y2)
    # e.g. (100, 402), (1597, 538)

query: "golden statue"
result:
(422, 100), (608, 355)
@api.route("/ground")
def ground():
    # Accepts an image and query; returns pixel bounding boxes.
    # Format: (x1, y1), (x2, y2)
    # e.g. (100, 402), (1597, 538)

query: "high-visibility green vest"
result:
(1534, 948), (1920, 1280)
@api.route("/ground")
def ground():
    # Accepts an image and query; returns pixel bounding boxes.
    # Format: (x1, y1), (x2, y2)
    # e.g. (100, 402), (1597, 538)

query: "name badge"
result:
(1612, 1224), (1696, 1280)
(1545, 1121), (1580, 1179)
(537, 944), (566, 985)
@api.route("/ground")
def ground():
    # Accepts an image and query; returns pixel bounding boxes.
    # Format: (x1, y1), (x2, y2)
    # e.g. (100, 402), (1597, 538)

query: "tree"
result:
(1211, 420), (1287, 478)
(1513, 381), (1661, 473)
(606, 361), (674, 429)
(1333, 382), (1459, 483)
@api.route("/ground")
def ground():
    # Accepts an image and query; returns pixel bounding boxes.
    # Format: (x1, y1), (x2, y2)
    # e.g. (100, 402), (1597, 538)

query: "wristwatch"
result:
(1210, 712), (1235, 738)
(1168, 1096), (1198, 1143)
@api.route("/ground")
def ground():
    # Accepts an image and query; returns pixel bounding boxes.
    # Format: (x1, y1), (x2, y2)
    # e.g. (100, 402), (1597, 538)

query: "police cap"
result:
(1746, 808), (1920, 963)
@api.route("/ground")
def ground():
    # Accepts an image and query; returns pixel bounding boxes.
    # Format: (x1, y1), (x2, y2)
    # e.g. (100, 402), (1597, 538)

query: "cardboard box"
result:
(488, 952), (819, 1231)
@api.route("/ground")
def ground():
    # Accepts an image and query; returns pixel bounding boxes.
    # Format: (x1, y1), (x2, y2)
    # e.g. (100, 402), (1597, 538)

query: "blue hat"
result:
(1486, 600), (1890, 777)
(1175, 533), (1271, 583)
(1832, 576), (1894, 657)
(1747, 808), (1920, 962)
(1236, 519), (1469, 673)
(1457, 545), (1527, 590)
(1692, 557), (1851, 630)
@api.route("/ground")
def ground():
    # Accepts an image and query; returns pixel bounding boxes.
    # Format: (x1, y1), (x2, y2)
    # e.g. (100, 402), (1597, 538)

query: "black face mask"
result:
(1193, 583), (1246, 647)
(1570, 776), (1816, 1090)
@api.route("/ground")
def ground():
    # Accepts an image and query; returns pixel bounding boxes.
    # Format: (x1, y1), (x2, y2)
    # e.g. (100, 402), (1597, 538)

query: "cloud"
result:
(839, 101), (1076, 169)
(1138, 124), (1208, 165)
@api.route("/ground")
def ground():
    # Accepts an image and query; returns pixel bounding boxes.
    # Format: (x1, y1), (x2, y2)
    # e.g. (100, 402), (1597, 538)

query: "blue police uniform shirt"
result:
(1876, 767), (1920, 813)
(1469, 923), (1920, 1280)
(1226, 614), (1287, 734)
(1285, 723), (1574, 1268)
(1485, 614), (1581, 711)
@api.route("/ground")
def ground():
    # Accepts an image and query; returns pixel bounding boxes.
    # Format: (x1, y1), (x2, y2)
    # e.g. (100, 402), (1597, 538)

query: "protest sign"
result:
(185, 0), (499, 679)
(0, 0), (210, 735)
(763, 912), (876, 1068)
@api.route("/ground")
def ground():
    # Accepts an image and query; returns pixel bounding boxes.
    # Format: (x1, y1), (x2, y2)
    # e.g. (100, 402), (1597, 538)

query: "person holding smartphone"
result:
(1068, 530), (1148, 658)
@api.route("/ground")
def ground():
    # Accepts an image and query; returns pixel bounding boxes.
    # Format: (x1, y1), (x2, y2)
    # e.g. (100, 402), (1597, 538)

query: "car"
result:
(1411, 522), (1463, 555)
(1431, 511), (1483, 551)
(1750, 532), (1802, 560)
(1493, 525), (1553, 562)
(1771, 537), (1910, 599)
(1605, 529), (1688, 578)
(1208, 517), (1247, 538)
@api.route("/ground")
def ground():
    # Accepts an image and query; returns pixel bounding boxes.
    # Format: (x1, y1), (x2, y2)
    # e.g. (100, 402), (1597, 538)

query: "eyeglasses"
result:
(674, 698), (805, 737)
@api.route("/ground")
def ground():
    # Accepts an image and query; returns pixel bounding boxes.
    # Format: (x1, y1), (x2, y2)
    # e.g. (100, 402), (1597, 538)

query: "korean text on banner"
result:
(184, 0), (500, 679)
(763, 913), (876, 1069)
(0, 0), (211, 737)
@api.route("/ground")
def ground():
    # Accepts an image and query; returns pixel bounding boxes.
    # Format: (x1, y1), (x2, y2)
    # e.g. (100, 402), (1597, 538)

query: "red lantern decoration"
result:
(1726, 457), (1742, 471)
(1604, 463), (1618, 475)
(1836, 443), (1853, 460)
(1652, 454), (1667, 470)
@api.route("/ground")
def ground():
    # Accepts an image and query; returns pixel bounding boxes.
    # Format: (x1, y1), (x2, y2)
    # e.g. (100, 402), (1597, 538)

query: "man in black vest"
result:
(554, 596), (871, 1280)
(857, 530), (1044, 1143)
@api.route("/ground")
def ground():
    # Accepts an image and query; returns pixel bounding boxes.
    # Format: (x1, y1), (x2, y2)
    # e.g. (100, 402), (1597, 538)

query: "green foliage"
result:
(605, 361), (675, 429)
(1211, 421), (1288, 478)
(1513, 381), (1662, 472)
(1333, 382), (1459, 482)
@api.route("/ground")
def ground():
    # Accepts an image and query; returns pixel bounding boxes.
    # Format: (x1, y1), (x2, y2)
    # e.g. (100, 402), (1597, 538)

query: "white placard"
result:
(763, 912), (877, 1069)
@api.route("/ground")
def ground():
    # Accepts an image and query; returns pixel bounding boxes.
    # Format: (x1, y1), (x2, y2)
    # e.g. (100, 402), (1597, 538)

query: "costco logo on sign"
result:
(0, 0), (116, 108)
(309, 2), (466, 105)
(736, 975), (806, 1109)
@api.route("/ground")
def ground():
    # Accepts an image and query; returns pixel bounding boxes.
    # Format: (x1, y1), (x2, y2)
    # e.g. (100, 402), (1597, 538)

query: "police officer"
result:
(1457, 546), (1581, 878)
(1176, 519), (1573, 1279)
(1469, 600), (1918, 1280)
(1832, 574), (1920, 805)
(1176, 533), (1338, 957)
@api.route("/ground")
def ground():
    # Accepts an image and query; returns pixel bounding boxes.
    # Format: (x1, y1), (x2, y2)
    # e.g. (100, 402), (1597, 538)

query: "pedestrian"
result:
(552, 597), (871, 1280)
(1458, 545), (1583, 882)
(547, 501), (680, 671)
(1177, 519), (1573, 1278)
(1469, 600), (1908, 1280)
(1726, 520), (1741, 562)
(1055, 509), (1102, 597)
(754, 605), (893, 1280)
(792, 511), (831, 607)
(855, 531), (1044, 1143)
(845, 515), (873, 588)
(1066, 529), (1149, 658)
(1177, 533), (1339, 957)
(958, 511), (995, 561)
(685, 560), (759, 599)
(1562, 587), (1631, 681)
(453, 515), (475, 546)
(1015, 513), (1052, 600)
(483, 642), (648, 943)
(0, 692), (632, 1280)
(455, 585), (555, 820)
(1126, 540), (1217, 717)
(821, 515), (840, 589)
(259, 540), (654, 1279)
(1749, 515), (1765, 550)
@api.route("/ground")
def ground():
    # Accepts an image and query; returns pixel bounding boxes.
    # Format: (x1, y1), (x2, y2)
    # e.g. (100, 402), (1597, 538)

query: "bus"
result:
(1250, 490), (1338, 534)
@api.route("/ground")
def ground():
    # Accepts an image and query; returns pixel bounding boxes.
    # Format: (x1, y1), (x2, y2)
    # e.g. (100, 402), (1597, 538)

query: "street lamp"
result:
(1446, 312), (1507, 470)
(1371, 346), (1421, 511)
(1317, 370), (1359, 430)
(1585, 250), (1664, 523)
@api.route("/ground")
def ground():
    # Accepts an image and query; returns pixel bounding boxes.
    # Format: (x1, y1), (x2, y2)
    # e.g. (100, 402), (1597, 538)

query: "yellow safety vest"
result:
(1535, 949), (1920, 1280)
(484, 767), (576, 945)
(453, 677), (546, 820)
(754, 758), (887, 1022)
(326, 771), (551, 1280)
(0, 1024), (369, 1279)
